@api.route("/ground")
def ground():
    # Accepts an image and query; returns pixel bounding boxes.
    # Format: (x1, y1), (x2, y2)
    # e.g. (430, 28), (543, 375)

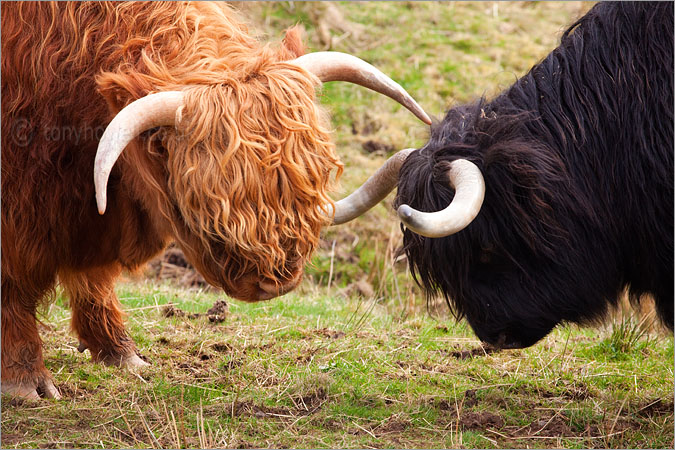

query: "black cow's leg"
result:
(60, 264), (148, 368)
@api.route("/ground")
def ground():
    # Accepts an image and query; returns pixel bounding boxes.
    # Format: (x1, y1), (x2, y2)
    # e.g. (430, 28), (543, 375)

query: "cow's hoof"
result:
(2, 376), (61, 400)
(37, 378), (62, 399)
(121, 353), (150, 370)
(102, 352), (150, 369)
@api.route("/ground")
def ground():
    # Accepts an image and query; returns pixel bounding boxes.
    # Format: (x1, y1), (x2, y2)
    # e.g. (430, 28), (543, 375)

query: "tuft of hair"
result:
(165, 68), (340, 284)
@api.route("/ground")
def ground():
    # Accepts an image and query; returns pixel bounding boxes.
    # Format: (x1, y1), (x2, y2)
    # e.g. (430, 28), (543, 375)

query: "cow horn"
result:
(397, 159), (485, 238)
(289, 52), (432, 125)
(95, 54), (430, 215)
(94, 91), (184, 214)
(330, 148), (416, 225)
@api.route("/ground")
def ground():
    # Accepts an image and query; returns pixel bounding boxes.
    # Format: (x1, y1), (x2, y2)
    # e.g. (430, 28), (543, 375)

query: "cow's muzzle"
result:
(255, 272), (303, 300)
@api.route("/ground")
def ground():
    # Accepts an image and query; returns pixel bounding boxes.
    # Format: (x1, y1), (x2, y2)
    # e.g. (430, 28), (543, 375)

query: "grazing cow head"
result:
(332, 105), (550, 348)
(160, 67), (336, 302)
(94, 24), (430, 302)
(394, 104), (570, 349)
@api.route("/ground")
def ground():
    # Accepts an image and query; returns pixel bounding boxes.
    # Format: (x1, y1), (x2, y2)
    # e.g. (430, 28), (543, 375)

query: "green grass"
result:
(2, 2), (673, 449)
(3, 282), (673, 449)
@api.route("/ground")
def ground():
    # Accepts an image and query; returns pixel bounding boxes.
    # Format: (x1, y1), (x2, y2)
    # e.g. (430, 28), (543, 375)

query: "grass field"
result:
(2, 2), (673, 449)
(2, 283), (673, 448)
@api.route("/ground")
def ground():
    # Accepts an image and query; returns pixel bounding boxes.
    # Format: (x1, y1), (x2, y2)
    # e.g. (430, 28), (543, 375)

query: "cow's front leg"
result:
(60, 265), (148, 369)
(1, 280), (61, 399)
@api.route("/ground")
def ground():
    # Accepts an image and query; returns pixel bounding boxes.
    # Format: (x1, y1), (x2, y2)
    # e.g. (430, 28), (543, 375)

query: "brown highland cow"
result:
(1, 2), (429, 399)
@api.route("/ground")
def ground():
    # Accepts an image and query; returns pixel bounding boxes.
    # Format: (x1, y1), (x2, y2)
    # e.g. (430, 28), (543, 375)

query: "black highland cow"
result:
(394, 2), (674, 348)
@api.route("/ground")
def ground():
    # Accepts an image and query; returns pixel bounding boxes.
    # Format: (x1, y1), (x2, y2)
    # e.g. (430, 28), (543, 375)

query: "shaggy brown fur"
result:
(1, 2), (341, 393)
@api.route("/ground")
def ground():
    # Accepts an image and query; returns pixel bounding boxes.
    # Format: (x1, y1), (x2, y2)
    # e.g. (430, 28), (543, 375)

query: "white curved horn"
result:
(330, 148), (416, 225)
(397, 159), (485, 238)
(289, 52), (431, 125)
(94, 91), (184, 214)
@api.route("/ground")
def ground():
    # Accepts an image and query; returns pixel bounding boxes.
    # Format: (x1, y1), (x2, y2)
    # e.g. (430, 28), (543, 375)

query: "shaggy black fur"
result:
(395, 2), (674, 348)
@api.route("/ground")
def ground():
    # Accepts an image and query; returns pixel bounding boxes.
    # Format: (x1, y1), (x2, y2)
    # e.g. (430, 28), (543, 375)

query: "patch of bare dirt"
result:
(232, 389), (328, 418)
(161, 301), (228, 323)
(433, 386), (660, 447)
(112, 425), (150, 447)
(38, 442), (76, 449)
(508, 380), (595, 402)
(313, 328), (346, 339)
(229, 439), (257, 449)
(176, 360), (212, 380)
(430, 392), (481, 417)
(463, 389), (479, 408)
(243, 342), (276, 353)
(561, 385), (592, 401)
(636, 398), (674, 417)
(447, 345), (499, 359)
(375, 418), (411, 434)
(460, 411), (505, 430)
(232, 401), (291, 419)
(433, 394), (503, 428)
(310, 417), (343, 431)
(434, 398), (456, 412)
(212, 342), (233, 353)
(0, 434), (23, 446)
(160, 304), (181, 317)
(500, 409), (642, 444)
(394, 360), (442, 377)
(295, 387), (329, 412)
(515, 414), (574, 437)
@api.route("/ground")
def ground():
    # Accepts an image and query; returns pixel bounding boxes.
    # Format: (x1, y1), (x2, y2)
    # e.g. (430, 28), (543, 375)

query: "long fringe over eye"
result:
(164, 66), (342, 282)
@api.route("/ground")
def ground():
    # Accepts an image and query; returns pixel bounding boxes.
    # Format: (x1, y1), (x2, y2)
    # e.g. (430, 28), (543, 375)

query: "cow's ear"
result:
(96, 71), (153, 113)
(282, 25), (306, 59)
